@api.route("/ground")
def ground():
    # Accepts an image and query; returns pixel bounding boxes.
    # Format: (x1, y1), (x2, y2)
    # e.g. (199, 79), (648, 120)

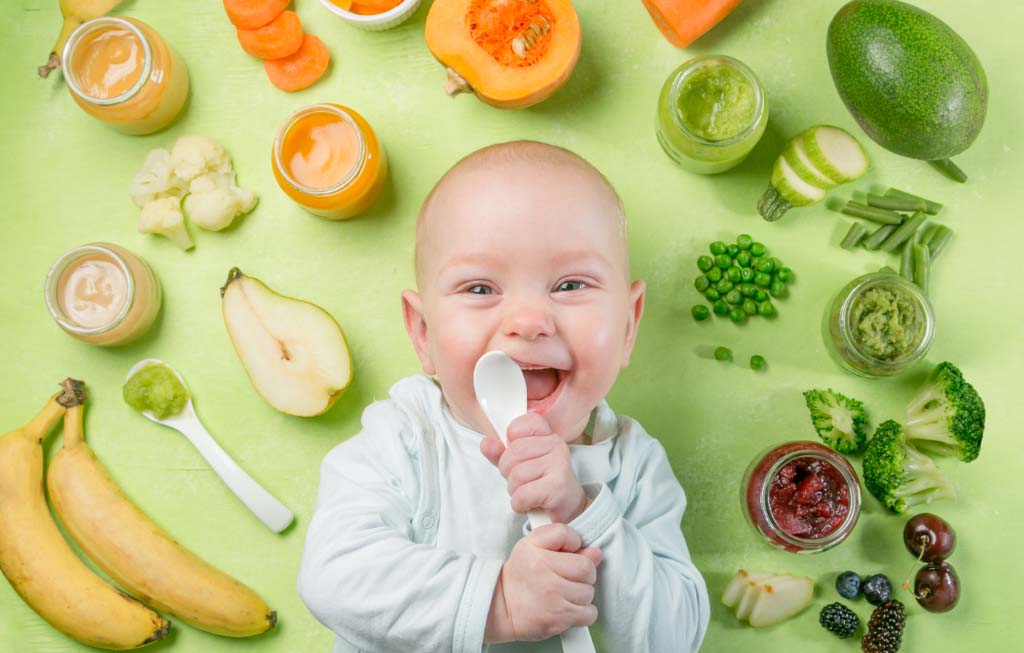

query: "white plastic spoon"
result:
(125, 359), (294, 534)
(473, 350), (596, 653)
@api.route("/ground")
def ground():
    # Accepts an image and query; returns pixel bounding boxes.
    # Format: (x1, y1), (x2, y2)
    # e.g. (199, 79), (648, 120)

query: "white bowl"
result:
(319, 0), (423, 31)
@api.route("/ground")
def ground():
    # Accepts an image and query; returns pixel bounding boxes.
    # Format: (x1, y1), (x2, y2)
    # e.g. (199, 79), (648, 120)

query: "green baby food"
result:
(676, 63), (757, 142)
(849, 285), (926, 360)
(123, 363), (189, 418)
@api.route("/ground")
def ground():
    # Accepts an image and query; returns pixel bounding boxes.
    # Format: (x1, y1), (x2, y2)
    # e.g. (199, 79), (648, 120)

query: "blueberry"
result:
(835, 571), (862, 600)
(862, 574), (893, 606)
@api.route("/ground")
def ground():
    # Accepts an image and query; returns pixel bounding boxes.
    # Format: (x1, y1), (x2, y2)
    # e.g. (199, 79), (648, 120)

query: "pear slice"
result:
(722, 570), (772, 608)
(748, 575), (814, 628)
(221, 268), (352, 417)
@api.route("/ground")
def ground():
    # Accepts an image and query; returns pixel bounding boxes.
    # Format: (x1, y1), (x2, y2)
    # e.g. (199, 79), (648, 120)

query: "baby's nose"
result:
(501, 302), (556, 340)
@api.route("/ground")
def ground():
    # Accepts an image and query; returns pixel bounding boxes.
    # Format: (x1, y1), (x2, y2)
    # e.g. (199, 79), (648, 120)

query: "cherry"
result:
(914, 561), (960, 613)
(903, 513), (956, 563)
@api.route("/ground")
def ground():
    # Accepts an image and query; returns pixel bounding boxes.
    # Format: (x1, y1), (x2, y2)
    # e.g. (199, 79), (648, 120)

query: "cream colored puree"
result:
(58, 253), (128, 328)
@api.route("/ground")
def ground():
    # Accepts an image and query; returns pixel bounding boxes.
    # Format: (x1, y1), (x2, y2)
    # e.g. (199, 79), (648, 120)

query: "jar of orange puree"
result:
(63, 17), (189, 135)
(272, 104), (388, 220)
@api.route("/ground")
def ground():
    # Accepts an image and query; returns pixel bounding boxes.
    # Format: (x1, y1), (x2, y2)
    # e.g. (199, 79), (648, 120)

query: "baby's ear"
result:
(401, 290), (436, 375)
(621, 280), (646, 368)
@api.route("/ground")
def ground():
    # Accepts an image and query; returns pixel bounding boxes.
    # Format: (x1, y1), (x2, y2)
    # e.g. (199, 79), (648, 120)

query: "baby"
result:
(298, 141), (710, 652)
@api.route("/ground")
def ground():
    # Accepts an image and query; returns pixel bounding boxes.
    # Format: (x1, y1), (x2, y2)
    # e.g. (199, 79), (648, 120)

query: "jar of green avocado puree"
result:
(656, 54), (768, 174)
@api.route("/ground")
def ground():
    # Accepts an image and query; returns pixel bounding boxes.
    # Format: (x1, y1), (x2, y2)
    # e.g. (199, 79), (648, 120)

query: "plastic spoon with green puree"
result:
(124, 359), (294, 533)
(473, 351), (596, 653)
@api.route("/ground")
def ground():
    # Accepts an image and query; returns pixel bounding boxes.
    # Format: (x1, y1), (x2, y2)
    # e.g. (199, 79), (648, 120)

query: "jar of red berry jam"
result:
(741, 441), (861, 553)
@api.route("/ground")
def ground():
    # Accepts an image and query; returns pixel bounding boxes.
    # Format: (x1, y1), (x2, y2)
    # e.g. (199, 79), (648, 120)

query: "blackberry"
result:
(861, 600), (906, 653)
(835, 571), (862, 599)
(819, 602), (860, 638)
(862, 574), (893, 606)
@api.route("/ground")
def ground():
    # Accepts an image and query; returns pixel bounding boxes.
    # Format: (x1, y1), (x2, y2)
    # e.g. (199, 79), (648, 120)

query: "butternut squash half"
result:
(425, 0), (581, 109)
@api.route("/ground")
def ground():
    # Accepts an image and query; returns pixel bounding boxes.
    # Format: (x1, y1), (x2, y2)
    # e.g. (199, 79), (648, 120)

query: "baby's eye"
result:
(466, 284), (495, 295)
(555, 280), (587, 292)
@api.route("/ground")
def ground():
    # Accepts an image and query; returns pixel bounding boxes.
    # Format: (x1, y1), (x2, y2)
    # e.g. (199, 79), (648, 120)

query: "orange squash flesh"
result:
(425, 0), (581, 109)
(641, 0), (743, 48)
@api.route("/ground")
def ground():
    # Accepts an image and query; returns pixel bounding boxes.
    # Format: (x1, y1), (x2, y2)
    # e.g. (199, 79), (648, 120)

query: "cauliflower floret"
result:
(171, 135), (232, 182)
(183, 172), (258, 231)
(129, 148), (187, 208)
(138, 196), (193, 250)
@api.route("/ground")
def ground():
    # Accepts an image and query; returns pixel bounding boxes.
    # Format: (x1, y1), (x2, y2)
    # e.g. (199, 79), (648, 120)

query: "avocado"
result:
(827, 0), (987, 161)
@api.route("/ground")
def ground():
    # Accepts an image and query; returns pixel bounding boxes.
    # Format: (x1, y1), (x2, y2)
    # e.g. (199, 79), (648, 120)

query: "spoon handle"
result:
(175, 418), (294, 533)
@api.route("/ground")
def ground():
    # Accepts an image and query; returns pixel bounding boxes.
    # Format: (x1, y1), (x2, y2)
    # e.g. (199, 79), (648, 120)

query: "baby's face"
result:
(403, 161), (645, 442)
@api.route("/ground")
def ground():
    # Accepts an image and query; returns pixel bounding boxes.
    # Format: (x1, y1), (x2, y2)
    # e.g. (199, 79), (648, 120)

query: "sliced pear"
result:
(748, 575), (814, 628)
(722, 570), (772, 607)
(221, 268), (352, 417)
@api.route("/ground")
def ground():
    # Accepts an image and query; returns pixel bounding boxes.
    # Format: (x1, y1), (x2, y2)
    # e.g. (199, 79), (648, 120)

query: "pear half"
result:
(221, 268), (352, 417)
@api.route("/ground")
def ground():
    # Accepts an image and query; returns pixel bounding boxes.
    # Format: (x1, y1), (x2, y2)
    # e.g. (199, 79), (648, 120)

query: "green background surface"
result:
(1, 1), (1021, 651)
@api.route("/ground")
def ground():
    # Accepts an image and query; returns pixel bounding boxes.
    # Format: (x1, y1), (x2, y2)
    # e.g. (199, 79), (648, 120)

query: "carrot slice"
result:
(264, 33), (330, 92)
(327, 0), (354, 9)
(237, 10), (303, 60)
(641, 0), (743, 48)
(349, 0), (403, 14)
(223, 0), (290, 30)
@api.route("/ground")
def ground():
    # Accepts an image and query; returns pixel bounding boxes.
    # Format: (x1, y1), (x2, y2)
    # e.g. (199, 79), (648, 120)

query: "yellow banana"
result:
(39, 0), (125, 78)
(48, 390), (277, 637)
(0, 380), (169, 650)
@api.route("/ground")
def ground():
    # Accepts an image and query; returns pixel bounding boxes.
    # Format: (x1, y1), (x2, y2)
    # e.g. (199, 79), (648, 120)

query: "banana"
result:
(47, 387), (277, 637)
(38, 0), (125, 78)
(0, 380), (169, 650)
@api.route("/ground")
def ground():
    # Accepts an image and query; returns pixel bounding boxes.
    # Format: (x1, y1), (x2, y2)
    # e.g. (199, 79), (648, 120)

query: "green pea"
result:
(704, 287), (721, 301)
(728, 308), (747, 324)
(770, 257), (784, 271)
(709, 241), (727, 256)
(725, 289), (743, 305)
(742, 299), (758, 316)
(750, 355), (767, 371)
(754, 272), (772, 288)
(739, 267), (755, 282)
(754, 289), (768, 302)
(715, 254), (732, 269)
(691, 305), (710, 321)
(706, 267), (723, 282)
(756, 258), (775, 274)
(714, 346), (732, 361)
(695, 275), (710, 292)
(726, 244), (740, 258)
(715, 278), (734, 293)
(712, 299), (729, 316)
(726, 267), (742, 283)
(750, 242), (767, 257)
(757, 300), (776, 317)
(696, 255), (714, 272)
(737, 234), (753, 250)
(736, 251), (753, 268)
(740, 283), (757, 298)
(769, 280), (788, 298)
(777, 267), (794, 283)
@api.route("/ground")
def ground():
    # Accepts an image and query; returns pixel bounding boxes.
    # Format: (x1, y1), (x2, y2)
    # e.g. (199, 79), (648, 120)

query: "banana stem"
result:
(63, 403), (87, 449)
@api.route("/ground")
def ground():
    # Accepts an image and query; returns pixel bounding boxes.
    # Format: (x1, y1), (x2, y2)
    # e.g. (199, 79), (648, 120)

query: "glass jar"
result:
(656, 54), (768, 174)
(824, 272), (935, 378)
(44, 243), (162, 346)
(272, 103), (388, 220)
(63, 17), (189, 135)
(741, 441), (861, 554)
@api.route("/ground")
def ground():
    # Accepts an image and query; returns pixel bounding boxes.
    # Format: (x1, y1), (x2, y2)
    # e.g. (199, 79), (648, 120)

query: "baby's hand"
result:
(485, 523), (602, 643)
(481, 413), (588, 524)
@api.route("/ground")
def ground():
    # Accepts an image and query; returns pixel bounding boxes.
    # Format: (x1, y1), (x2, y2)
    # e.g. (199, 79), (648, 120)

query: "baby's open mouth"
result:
(518, 365), (567, 414)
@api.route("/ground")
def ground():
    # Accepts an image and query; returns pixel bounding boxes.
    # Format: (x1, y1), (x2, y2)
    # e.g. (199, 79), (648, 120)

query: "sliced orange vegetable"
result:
(224, 0), (291, 30)
(237, 10), (304, 60)
(641, 0), (743, 48)
(327, 0), (355, 9)
(349, 0), (403, 14)
(264, 33), (330, 92)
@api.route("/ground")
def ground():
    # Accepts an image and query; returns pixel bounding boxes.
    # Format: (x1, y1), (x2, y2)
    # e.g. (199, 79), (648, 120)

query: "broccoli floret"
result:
(803, 388), (869, 453)
(863, 420), (956, 514)
(904, 362), (985, 462)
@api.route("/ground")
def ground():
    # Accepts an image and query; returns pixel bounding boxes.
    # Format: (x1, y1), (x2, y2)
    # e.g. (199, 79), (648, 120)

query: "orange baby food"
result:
(64, 17), (189, 135)
(272, 104), (387, 220)
(59, 254), (129, 329)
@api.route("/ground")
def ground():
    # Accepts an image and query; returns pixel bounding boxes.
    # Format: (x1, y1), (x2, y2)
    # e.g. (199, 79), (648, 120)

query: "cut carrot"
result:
(223, 0), (290, 30)
(327, 0), (355, 9)
(237, 10), (304, 60)
(264, 33), (330, 92)
(348, 0), (403, 14)
(641, 0), (743, 48)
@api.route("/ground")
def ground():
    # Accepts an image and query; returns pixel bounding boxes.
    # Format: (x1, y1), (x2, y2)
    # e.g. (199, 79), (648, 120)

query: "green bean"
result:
(928, 225), (954, 261)
(867, 193), (926, 213)
(749, 355), (767, 371)
(863, 224), (897, 250)
(912, 243), (931, 296)
(841, 222), (868, 249)
(714, 346), (733, 361)
(900, 239), (915, 282)
(692, 305), (710, 321)
(841, 201), (903, 225)
(885, 188), (943, 215)
(929, 158), (967, 183)
(879, 212), (927, 252)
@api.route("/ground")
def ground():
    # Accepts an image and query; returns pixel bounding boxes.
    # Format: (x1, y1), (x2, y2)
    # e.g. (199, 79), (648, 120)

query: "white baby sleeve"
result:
(297, 399), (502, 653)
